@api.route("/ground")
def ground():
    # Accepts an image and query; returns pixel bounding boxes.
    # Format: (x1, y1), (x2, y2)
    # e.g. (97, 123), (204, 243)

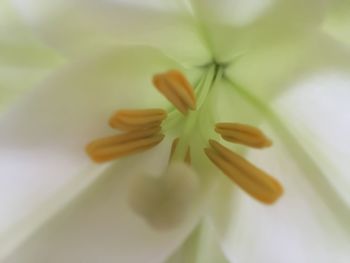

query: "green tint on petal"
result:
(0, 0), (64, 111)
(1, 0), (63, 67)
(190, 0), (328, 61)
(0, 43), (63, 68)
(190, 0), (273, 26)
(214, 79), (265, 125)
(211, 126), (350, 263)
(166, 221), (230, 263)
(0, 68), (51, 111)
(2, 145), (204, 263)
(13, 0), (211, 66)
(225, 33), (350, 100)
(323, 0), (350, 46)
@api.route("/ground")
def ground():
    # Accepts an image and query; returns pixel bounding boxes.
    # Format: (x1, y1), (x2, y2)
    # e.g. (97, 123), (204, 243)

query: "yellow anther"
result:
(86, 127), (164, 163)
(153, 70), (196, 115)
(204, 140), (283, 204)
(170, 138), (191, 164)
(215, 123), (272, 148)
(109, 108), (167, 130)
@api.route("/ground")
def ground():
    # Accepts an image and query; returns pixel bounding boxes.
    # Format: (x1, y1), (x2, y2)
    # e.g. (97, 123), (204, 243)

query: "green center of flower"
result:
(86, 65), (283, 205)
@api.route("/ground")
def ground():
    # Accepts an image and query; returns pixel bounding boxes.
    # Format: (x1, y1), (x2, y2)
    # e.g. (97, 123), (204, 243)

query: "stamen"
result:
(170, 138), (191, 164)
(86, 127), (164, 163)
(204, 140), (283, 204)
(109, 109), (167, 130)
(215, 123), (272, 148)
(153, 70), (196, 115)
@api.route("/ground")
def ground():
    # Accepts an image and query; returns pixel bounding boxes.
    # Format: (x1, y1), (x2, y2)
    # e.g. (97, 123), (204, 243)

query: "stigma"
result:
(86, 69), (283, 205)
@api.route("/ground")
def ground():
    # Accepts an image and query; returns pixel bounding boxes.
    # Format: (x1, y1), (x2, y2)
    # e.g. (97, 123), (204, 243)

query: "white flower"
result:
(0, 0), (350, 262)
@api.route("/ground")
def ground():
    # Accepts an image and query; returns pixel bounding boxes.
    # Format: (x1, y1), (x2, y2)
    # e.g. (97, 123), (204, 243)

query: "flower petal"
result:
(0, 0), (64, 110)
(12, 0), (211, 65)
(190, 0), (274, 26)
(1, 144), (207, 263)
(210, 125), (350, 263)
(273, 70), (350, 207)
(190, 0), (329, 61)
(0, 46), (201, 236)
(224, 33), (350, 100)
(323, 0), (350, 46)
(214, 80), (266, 124)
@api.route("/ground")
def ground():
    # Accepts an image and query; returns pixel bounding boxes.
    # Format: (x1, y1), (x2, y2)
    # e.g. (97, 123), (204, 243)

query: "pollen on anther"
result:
(204, 140), (283, 204)
(153, 70), (196, 115)
(86, 127), (164, 163)
(215, 123), (272, 148)
(109, 108), (167, 130)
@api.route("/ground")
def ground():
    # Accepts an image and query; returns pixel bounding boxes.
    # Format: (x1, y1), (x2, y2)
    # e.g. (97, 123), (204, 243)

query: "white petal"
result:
(224, 33), (350, 100)
(0, 46), (201, 236)
(0, 162), (105, 260)
(190, 0), (329, 61)
(12, 0), (210, 65)
(190, 0), (274, 26)
(210, 125), (350, 263)
(1, 143), (206, 263)
(273, 70), (350, 207)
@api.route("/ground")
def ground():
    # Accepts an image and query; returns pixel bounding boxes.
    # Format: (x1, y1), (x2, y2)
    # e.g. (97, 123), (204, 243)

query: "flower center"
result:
(86, 66), (283, 204)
